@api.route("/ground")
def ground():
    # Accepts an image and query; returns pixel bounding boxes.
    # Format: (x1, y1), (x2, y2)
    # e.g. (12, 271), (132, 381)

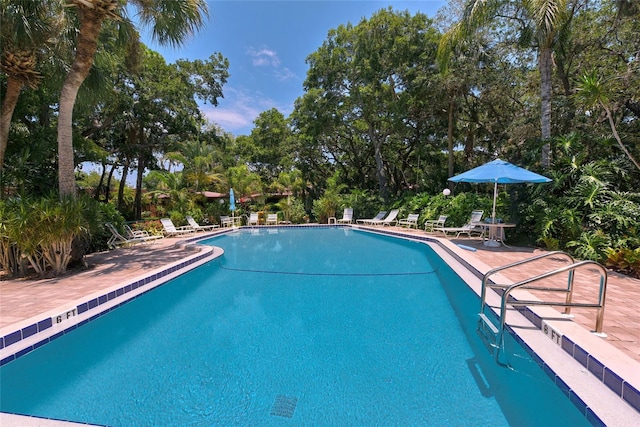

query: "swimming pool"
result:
(1, 228), (594, 425)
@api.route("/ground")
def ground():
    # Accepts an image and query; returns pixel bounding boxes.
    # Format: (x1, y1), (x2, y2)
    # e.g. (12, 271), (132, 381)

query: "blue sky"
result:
(140, 1), (446, 137)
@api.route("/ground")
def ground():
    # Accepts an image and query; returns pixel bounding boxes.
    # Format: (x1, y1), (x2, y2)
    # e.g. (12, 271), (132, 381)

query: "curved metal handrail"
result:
(497, 260), (608, 345)
(479, 251), (575, 313)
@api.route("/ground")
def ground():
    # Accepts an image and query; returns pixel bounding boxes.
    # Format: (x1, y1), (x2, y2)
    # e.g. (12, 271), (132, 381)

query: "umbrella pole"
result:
(492, 181), (498, 223)
(483, 181), (501, 248)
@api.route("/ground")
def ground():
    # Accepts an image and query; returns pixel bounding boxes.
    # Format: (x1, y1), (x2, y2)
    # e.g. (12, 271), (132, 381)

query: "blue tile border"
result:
(1, 249), (212, 367)
(623, 382), (640, 412)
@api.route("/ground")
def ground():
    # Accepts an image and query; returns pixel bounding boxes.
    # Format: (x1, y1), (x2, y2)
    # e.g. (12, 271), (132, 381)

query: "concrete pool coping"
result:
(1, 225), (639, 425)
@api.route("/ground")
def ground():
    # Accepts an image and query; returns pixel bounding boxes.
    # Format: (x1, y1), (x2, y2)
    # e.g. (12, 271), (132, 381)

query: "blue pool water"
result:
(1, 228), (590, 426)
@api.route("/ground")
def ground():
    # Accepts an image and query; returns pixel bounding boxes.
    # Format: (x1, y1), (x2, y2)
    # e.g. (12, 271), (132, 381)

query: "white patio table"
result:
(471, 222), (516, 247)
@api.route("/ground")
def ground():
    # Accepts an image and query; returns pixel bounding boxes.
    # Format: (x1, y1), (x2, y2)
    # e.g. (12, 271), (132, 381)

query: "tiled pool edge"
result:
(356, 225), (640, 421)
(0, 242), (222, 367)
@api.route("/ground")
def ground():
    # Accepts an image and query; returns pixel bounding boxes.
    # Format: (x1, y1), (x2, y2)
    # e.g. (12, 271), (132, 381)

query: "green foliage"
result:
(341, 189), (383, 220)
(605, 247), (640, 278)
(398, 191), (495, 226)
(312, 172), (347, 222)
(287, 198), (307, 224)
(431, 192), (493, 227)
(139, 220), (164, 236)
(168, 210), (186, 227)
(523, 137), (640, 264)
(567, 230), (611, 263)
(77, 198), (125, 254)
(0, 195), (93, 277)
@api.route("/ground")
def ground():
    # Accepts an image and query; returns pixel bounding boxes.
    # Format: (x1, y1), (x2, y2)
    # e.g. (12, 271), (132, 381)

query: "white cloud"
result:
(247, 47), (280, 67)
(274, 67), (297, 82)
(201, 87), (288, 136)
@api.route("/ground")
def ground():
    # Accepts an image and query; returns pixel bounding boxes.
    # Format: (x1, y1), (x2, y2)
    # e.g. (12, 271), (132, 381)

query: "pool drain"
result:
(270, 394), (298, 418)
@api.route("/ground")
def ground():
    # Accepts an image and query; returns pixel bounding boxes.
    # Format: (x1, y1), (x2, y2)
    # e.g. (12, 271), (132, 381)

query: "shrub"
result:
(0, 195), (89, 277)
(605, 247), (640, 278)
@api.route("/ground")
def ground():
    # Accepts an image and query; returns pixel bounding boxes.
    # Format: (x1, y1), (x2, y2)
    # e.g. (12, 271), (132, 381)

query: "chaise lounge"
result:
(106, 223), (162, 249)
(436, 210), (485, 238)
(160, 218), (196, 237)
(356, 211), (387, 225)
(186, 215), (219, 232)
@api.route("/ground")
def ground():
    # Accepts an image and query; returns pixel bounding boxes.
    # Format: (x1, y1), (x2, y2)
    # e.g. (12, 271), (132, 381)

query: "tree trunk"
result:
(603, 102), (640, 171)
(117, 161), (129, 212)
(57, 7), (105, 197)
(105, 163), (116, 203)
(94, 161), (106, 200)
(135, 155), (145, 220)
(0, 77), (23, 171)
(368, 126), (388, 203)
(447, 98), (455, 177)
(540, 46), (553, 168)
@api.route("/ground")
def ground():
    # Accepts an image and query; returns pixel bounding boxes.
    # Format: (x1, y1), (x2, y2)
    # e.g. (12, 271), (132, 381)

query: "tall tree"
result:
(0, 0), (64, 171)
(57, 0), (208, 197)
(438, 0), (573, 168)
(575, 70), (640, 171)
(166, 139), (225, 191)
(245, 108), (292, 184)
(95, 48), (228, 219)
(301, 8), (442, 201)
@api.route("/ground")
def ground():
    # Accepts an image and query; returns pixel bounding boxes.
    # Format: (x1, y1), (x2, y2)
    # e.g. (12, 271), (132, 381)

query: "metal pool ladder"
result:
(476, 251), (608, 363)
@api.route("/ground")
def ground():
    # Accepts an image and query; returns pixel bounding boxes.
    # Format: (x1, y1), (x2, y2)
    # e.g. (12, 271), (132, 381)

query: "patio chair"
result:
(266, 213), (278, 225)
(124, 224), (151, 239)
(160, 218), (196, 237)
(106, 223), (162, 249)
(437, 210), (485, 238)
(369, 209), (400, 226)
(337, 208), (354, 224)
(220, 215), (235, 227)
(356, 211), (387, 225)
(398, 213), (419, 229)
(248, 212), (259, 226)
(424, 215), (447, 232)
(186, 215), (219, 232)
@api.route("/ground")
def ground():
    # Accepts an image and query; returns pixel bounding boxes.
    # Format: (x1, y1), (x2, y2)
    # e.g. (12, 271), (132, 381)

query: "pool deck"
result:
(1, 225), (639, 425)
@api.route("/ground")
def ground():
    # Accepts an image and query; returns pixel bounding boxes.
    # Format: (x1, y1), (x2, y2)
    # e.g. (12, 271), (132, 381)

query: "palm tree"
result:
(0, 0), (63, 171)
(57, 0), (208, 197)
(167, 140), (225, 191)
(438, 0), (571, 168)
(575, 70), (640, 172)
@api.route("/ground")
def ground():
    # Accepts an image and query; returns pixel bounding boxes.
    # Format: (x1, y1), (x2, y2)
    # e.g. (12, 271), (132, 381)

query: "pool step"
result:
(477, 312), (500, 355)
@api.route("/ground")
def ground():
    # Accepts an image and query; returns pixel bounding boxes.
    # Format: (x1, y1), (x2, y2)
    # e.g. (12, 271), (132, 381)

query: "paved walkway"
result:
(1, 227), (639, 364)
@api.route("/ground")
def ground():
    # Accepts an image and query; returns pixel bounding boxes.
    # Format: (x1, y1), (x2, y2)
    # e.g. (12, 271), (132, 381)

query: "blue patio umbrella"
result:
(229, 188), (236, 226)
(448, 159), (551, 223)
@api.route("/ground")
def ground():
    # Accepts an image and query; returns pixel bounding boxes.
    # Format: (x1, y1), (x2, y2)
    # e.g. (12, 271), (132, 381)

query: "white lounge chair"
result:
(124, 224), (152, 239)
(160, 218), (195, 237)
(186, 215), (219, 232)
(398, 213), (419, 229)
(437, 210), (485, 238)
(357, 211), (386, 225)
(266, 213), (278, 225)
(424, 215), (447, 232)
(337, 208), (354, 224)
(248, 212), (259, 226)
(106, 223), (162, 249)
(220, 215), (240, 227)
(369, 209), (399, 226)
